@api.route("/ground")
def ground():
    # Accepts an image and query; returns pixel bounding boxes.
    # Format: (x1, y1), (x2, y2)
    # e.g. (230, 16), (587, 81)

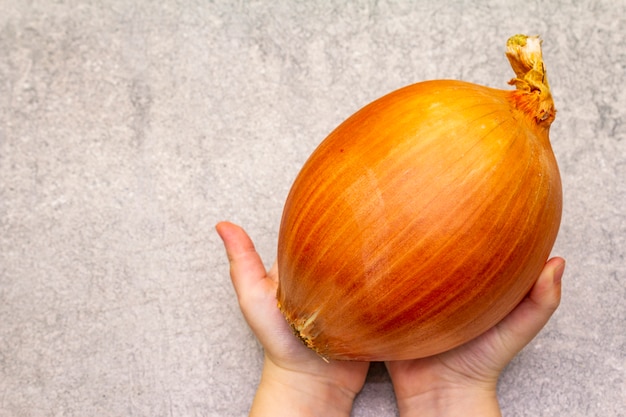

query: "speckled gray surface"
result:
(0, 1), (624, 416)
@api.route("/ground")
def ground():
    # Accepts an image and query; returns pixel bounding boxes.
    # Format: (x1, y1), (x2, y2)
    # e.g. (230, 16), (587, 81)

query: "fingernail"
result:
(553, 260), (565, 285)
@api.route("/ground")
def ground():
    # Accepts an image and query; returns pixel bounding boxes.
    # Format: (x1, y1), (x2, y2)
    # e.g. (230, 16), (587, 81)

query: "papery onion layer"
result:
(276, 35), (562, 361)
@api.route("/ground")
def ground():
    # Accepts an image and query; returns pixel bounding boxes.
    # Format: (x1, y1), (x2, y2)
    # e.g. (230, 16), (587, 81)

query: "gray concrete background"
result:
(1, 1), (624, 416)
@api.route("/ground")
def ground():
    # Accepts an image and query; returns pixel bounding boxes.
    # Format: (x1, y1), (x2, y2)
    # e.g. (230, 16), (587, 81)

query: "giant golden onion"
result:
(276, 35), (562, 361)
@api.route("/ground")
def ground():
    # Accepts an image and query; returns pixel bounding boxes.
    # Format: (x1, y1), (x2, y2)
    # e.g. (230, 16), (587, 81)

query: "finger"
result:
(216, 221), (268, 299)
(494, 257), (565, 355)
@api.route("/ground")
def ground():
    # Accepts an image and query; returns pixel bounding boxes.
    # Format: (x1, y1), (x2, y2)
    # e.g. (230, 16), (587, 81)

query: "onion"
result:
(276, 35), (562, 361)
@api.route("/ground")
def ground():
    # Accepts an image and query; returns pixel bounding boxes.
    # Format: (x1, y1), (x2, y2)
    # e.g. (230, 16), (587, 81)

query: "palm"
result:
(386, 257), (564, 400)
(385, 326), (510, 398)
(217, 222), (369, 395)
(218, 221), (563, 408)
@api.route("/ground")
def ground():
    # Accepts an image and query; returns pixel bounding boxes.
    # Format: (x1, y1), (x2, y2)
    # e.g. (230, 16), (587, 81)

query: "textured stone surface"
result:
(0, 1), (624, 416)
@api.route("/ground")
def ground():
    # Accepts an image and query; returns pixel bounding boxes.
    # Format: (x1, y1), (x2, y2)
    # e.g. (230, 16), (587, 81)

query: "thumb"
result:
(216, 221), (268, 300)
(495, 257), (565, 356)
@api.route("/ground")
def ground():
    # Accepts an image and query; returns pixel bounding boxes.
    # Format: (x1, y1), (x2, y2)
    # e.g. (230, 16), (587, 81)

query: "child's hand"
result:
(217, 221), (370, 417)
(385, 257), (565, 417)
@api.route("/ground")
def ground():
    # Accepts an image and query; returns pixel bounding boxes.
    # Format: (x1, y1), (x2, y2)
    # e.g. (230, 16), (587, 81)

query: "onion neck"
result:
(505, 34), (555, 129)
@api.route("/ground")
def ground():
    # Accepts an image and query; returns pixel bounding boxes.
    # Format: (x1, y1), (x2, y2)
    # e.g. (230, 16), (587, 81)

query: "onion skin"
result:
(276, 35), (562, 361)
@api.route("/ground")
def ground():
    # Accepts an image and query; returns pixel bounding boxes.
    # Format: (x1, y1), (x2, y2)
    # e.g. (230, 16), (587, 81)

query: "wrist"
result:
(250, 356), (356, 417)
(396, 387), (501, 417)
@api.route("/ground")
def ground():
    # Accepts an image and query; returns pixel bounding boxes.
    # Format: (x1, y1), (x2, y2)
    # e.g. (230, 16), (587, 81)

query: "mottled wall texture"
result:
(1, 1), (624, 416)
